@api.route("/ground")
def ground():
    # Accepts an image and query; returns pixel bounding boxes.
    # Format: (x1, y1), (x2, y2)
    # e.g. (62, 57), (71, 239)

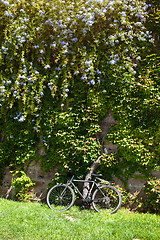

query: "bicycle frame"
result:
(66, 175), (102, 200)
(47, 174), (122, 213)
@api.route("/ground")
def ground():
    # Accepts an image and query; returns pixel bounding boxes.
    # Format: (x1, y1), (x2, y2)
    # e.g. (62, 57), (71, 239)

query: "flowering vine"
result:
(0, 0), (159, 182)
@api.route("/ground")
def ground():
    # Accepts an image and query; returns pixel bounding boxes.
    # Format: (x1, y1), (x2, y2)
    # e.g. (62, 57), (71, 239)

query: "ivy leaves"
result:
(0, 0), (159, 181)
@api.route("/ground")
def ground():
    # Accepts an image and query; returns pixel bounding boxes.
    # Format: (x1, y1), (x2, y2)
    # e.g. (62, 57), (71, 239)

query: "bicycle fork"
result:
(59, 176), (74, 198)
(59, 182), (72, 198)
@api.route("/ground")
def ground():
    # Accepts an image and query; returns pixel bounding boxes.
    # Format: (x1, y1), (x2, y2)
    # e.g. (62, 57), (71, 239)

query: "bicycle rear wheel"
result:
(47, 184), (75, 211)
(92, 185), (122, 214)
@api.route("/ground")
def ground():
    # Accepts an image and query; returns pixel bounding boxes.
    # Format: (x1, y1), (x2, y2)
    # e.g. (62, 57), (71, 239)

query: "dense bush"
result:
(12, 170), (35, 201)
(130, 178), (160, 214)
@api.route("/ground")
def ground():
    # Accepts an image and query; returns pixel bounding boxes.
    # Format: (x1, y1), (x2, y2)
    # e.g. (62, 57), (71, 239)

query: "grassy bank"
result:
(0, 198), (160, 240)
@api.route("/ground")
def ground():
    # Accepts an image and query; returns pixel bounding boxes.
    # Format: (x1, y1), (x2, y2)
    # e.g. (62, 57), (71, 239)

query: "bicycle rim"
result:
(92, 185), (122, 214)
(47, 184), (75, 211)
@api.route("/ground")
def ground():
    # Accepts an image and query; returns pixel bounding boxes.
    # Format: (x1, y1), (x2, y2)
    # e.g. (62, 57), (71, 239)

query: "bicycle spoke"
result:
(47, 185), (75, 211)
(92, 185), (122, 214)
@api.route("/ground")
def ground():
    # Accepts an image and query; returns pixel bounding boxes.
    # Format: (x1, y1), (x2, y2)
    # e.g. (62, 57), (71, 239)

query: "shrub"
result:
(11, 171), (35, 201)
(135, 178), (160, 214)
(111, 184), (136, 208)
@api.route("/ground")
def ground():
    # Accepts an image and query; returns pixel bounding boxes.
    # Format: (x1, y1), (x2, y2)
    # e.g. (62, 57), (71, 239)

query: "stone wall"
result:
(0, 162), (57, 200)
(99, 111), (117, 154)
(0, 112), (160, 199)
(1, 162), (160, 199)
(0, 167), (14, 198)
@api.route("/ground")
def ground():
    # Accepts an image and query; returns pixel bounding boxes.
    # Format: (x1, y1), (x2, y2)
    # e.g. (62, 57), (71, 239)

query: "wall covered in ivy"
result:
(0, 0), (160, 185)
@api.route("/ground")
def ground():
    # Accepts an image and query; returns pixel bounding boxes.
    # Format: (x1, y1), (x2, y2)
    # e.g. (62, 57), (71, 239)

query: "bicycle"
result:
(47, 173), (122, 214)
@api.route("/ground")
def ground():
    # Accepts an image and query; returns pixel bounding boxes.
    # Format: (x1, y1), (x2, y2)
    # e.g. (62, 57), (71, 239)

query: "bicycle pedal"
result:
(81, 205), (85, 209)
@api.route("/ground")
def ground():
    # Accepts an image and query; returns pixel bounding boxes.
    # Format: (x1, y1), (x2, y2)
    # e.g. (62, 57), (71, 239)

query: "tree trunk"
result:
(82, 155), (102, 199)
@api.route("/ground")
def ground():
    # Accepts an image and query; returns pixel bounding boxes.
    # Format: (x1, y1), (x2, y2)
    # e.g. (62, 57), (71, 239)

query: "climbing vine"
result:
(0, 0), (159, 182)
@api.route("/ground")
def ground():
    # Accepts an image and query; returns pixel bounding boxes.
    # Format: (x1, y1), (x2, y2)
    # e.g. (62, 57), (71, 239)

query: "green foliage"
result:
(135, 178), (160, 214)
(103, 52), (160, 181)
(111, 178), (160, 214)
(111, 184), (135, 207)
(11, 170), (35, 201)
(0, 0), (159, 184)
(41, 106), (101, 177)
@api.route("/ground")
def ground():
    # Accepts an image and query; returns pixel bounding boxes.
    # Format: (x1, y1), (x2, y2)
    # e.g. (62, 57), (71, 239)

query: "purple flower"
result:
(18, 116), (25, 122)
(44, 65), (50, 69)
(110, 60), (116, 65)
(2, 1), (9, 6)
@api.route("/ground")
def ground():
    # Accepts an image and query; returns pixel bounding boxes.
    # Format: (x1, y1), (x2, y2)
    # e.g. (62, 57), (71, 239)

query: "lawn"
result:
(0, 198), (160, 240)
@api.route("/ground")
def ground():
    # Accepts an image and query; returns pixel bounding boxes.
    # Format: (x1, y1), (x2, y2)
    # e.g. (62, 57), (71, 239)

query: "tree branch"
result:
(82, 155), (102, 199)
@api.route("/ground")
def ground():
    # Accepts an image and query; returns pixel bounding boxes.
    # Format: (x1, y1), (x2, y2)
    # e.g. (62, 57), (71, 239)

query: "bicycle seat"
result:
(91, 174), (102, 177)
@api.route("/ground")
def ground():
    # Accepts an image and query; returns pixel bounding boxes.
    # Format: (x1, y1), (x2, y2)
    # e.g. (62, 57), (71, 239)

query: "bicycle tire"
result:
(47, 184), (75, 211)
(92, 185), (122, 214)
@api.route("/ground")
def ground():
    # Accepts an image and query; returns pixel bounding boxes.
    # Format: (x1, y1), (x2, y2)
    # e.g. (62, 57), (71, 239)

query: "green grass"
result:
(0, 198), (160, 240)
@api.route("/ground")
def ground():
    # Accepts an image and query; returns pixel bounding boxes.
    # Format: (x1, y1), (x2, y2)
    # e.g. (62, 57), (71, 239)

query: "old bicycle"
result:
(47, 173), (122, 214)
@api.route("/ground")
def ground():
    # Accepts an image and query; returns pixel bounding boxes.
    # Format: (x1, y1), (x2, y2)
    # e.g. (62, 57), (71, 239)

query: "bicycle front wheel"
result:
(92, 185), (122, 214)
(47, 184), (75, 211)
